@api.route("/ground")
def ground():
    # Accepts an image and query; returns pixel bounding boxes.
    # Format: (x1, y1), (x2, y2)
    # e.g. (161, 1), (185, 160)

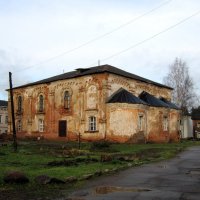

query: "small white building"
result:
(0, 100), (8, 134)
(180, 114), (193, 139)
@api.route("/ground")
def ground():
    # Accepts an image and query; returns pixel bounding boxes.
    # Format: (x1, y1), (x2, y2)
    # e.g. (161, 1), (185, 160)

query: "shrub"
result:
(90, 140), (111, 151)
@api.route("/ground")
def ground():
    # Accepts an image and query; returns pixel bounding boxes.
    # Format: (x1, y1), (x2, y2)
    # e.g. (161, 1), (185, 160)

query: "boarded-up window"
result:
(64, 91), (70, 109)
(89, 116), (96, 131)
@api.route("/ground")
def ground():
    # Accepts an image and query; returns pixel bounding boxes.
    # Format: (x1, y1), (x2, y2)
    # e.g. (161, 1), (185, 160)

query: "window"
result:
(163, 116), (168, 131)
(64, 91), (70, 109)
(89, 116), (96, 131)
(0, 115), (1, 123)
(38, 119), (44, 132)
(5, 116), (8, 124)
(17, 120), (22, 132)
(39, 95), (44, 112)
(17, 96), (22, 112)
(138, 115), (144, 131)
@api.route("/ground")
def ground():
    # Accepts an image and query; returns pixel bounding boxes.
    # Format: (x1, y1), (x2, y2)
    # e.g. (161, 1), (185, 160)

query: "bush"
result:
(90, 140), (111, 151)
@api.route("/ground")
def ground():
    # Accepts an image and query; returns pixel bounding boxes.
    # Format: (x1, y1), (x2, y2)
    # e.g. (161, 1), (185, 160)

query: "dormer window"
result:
(64, 91), (70, 109)
(39, 95), (44, 112)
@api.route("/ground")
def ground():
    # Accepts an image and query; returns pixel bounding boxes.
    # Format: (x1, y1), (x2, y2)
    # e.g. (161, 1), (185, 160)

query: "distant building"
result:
(191, 108), (200, 139)
(8, 65), (180, 143)
(0, 100), (8, 134)
(180, 113), (193, 139)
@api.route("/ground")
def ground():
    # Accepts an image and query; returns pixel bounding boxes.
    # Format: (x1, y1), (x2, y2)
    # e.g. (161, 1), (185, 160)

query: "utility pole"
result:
(9, 72), (17, 152)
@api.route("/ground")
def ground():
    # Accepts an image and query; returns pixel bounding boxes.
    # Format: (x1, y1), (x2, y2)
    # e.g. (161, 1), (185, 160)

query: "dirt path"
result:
(67, 146), (200, 200)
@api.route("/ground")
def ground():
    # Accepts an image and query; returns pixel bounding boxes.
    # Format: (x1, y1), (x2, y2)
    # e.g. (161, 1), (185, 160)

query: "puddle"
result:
(95, 186), (151, 194)
(158, 165), (168, 168)
(190, 170), (200, 175)
(186, 168), (200, 175)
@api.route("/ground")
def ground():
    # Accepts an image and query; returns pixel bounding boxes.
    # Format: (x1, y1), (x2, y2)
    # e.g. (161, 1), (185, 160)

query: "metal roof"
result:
(12, 65), (172, 90)
(160, 97), (180, 110)
(139, 91), (169, 108)
(107, 88), (147, 105)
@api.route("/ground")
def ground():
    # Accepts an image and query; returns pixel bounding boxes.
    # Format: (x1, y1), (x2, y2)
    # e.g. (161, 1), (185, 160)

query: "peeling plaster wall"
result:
(106, 103), (147, 143)
(8, 73), (109, 141)
(147, 107), (170, 143)
(169, 109), (180, 141)
(107, 74), (171, 100)
(146, 108), (180, 143)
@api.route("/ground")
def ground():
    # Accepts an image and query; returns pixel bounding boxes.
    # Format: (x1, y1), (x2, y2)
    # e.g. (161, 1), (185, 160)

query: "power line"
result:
(14, 0), (173, 73)
(96, 9), (200, 63)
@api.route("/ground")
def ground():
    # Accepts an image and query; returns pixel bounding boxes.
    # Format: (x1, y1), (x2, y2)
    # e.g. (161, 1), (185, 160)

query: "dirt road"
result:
(67, 146), (200, 200)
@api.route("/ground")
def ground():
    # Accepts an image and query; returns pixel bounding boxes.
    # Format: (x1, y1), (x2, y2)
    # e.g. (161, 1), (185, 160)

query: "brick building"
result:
(8, 65), (180, 143)
(0, 100), (8, 134)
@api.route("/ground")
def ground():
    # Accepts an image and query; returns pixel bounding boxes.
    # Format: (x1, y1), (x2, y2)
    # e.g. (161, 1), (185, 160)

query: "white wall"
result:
(180, 116), (193, 138)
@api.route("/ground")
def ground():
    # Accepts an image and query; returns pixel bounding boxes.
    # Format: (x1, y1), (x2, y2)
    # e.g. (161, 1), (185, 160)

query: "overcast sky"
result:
(0, 0), (200, 100)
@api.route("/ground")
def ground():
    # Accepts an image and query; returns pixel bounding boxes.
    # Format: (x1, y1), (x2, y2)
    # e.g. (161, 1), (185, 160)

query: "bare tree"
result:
(163, 58), (195, 111)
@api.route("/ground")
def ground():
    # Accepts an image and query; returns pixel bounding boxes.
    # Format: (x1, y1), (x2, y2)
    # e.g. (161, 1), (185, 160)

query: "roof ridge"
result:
(11, 64), (172, 90)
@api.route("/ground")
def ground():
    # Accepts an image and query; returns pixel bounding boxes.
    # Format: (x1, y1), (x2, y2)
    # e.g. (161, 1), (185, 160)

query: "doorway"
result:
(58, 120), (67, 137)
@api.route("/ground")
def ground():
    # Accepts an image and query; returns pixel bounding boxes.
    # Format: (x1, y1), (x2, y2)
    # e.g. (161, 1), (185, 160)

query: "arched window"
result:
(17, 96), (22, 112)
(39, 95), (44, 112)
(64, 91), (70, 109)
(38, 119), (44, 132)
(89, 116), (96, 131)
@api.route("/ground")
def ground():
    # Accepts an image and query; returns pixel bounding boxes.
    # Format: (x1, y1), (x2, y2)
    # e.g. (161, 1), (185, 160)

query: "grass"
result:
(0, 139), (200, 200)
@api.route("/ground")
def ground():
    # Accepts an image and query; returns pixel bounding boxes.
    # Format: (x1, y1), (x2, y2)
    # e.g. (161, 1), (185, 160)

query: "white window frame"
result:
(38, 119), (44, 132)
(163, 116), (168, 131)
(89, 116), (96, 131)
(138, 115), (144, 131)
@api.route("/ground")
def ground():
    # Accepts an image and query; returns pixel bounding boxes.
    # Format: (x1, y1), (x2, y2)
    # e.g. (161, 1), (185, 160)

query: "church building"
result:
(8, 64), (180, 143)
